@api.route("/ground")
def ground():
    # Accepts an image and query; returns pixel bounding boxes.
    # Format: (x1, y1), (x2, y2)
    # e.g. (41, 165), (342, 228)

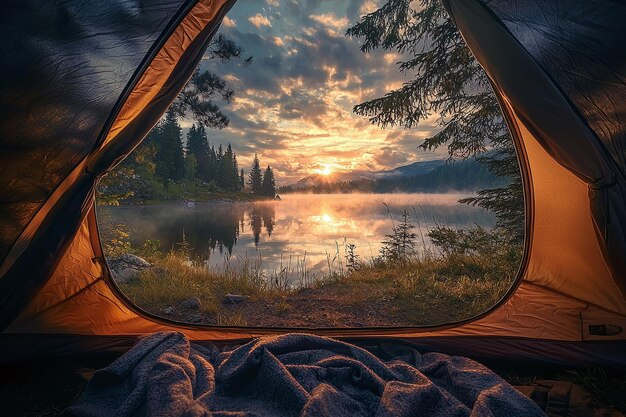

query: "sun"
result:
(314, 163), (333, 176)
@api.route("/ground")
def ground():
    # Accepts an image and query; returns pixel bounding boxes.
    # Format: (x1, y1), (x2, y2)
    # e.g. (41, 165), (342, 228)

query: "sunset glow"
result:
(314, 164), (333, 176)
(196, 0), (448, 185)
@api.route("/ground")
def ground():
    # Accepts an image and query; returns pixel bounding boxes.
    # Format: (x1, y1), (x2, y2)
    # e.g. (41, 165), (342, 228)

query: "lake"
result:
(97, 193), (495, 286)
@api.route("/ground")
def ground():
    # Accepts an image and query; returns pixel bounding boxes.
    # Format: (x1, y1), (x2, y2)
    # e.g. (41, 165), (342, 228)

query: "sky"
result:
(192, 0), (447, 185)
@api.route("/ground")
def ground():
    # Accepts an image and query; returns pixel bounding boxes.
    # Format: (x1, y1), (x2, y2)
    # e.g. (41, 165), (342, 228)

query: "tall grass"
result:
(108, 204), (520, 326)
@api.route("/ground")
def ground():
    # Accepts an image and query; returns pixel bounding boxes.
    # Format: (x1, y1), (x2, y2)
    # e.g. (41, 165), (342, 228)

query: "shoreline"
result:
(111, 192), (278, 206)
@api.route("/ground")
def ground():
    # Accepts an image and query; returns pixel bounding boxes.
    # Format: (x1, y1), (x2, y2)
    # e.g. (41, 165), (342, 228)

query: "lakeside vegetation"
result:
(98, 111), (278, 206)
(102, 209), (520, 327)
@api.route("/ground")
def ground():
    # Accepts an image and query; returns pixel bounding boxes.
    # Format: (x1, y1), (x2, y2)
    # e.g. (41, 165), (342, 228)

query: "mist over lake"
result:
(98, 193), (494, 285)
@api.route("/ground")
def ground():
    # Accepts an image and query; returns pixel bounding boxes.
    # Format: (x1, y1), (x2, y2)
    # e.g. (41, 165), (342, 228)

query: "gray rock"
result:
(116, 253), (151, 268)
(222, 294), (247, 305)
(162, 307), (175, 315)
(181, 297), (201, 310)
(109, 254), (152, 284)
(189, 314), (203, 323)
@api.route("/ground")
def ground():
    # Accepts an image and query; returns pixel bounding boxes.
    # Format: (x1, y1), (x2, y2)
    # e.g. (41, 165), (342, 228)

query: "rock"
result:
(185, 201), (196, 208)
(108, 254), (151, 284)
(181, 297), (201, 310)
(189, 314), (203, 323)
(222, 294), (247, 305)
(118, 253), (151, 268)
(163, 307), (175, 315)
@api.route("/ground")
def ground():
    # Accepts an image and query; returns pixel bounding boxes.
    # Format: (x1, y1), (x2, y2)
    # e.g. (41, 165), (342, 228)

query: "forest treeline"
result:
(99, 109), (277, 204)
(279, 158), (505, 194)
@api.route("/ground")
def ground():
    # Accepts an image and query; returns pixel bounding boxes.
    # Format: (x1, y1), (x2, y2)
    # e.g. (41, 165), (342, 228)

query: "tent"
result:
(1, 0), (625, 368)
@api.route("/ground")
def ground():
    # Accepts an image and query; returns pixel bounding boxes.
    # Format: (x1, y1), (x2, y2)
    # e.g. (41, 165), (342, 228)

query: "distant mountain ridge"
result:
(288, 159), (446, 189)
(372, 159), (446, 178)
(281, 158), (506, 193)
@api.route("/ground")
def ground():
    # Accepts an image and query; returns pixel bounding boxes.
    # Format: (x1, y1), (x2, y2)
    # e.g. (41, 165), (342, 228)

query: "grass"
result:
(116, 244), (516, 327)
(117, 251), (290, 322)
(314, 254), (513, 325)
(104, 204), (520, 326)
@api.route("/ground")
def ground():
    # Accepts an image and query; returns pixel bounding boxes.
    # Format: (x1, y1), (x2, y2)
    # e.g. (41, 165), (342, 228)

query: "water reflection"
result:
(98, 193), (495, 277)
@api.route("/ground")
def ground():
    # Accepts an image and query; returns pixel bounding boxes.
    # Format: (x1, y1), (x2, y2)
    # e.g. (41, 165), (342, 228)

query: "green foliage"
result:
(380, 208), (417, 262)
(345, 243), (360, 271)
(261, 165), (276, 197)
(428, 225), (522, 276)
(156, 109), (185, 181)
(186, 124), (210, 180)
(102, 225), (132, 258)
(98, 32), (256, 205)
(248, 154), (263, 194)
(347, 0), (524, 244)
(97, 166), (135, 206)
(169, 34), (252, 129)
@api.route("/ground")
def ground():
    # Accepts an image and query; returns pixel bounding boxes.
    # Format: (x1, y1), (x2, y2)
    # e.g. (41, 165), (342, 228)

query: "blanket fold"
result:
(64, 332), (545, 417)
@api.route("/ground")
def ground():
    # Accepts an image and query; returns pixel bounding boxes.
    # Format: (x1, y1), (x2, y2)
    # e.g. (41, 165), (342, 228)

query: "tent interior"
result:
(1, 0), (625, 415)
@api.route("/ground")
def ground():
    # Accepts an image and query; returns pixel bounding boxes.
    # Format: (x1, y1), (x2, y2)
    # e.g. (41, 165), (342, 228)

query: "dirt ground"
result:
(156, 281), (459, 328)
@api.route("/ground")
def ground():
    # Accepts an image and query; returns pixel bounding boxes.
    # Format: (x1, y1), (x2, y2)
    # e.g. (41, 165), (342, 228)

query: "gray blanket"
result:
(64, 332), (545, 417)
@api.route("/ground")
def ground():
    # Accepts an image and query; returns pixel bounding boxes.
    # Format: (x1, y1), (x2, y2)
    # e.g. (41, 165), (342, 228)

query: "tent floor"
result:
(2, 356), (625, 417)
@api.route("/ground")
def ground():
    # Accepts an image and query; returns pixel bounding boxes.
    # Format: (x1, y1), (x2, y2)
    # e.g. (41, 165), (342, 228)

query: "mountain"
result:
(287, 159), (446, 189)
(281, 158), (506, 193)
(372, 159), (446, 178)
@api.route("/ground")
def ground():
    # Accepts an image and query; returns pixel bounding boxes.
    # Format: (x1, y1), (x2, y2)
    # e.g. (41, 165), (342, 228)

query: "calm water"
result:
(98, 193), (494, 284)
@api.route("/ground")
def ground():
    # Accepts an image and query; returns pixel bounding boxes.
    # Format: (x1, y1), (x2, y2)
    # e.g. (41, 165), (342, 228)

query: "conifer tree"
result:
(232, 152), (240, 191)
(222, 144), (236, 191)
(248, 154), (262, 193)
(239, 168), (245, 190)
(156, 108), (185, 181)
(215, 144), (225, 188)
(261, 166), (276, 197)
(169, 34), (252, 128)
(347, 0), (523, 244)
(186, 124), (211, 181)
(207, 145), (217, 183)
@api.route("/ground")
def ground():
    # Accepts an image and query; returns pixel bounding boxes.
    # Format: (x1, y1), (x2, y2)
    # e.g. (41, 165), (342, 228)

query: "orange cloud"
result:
(248, 13), (272, 28)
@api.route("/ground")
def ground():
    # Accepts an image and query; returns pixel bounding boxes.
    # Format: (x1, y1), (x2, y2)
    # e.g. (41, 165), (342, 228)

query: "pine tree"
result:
(239, 168), (245, 190)
(156, 108), (185, 181)
(169, 34), (252, 128)
(221, 143), (236, 191)
(347, 0), (523, 244)
(380, 209), (417, 262)
(207, 145), (217, 183)
(232, 152), (240, 191)
(186, 124), (211, 181)
(215, 144), (225, 188)
(248, 154), (262, 193)
(261, 165), (276, 197)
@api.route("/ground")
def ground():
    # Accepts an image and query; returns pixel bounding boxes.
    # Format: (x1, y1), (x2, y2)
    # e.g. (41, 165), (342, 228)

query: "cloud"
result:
(222, 16), (237, 28)
(194, 0), (442, 184)
(374, 146), (411, 168)
(248, 13), (272, 28)
(309, 13), (349, 31)
(359, 0), (379, 15)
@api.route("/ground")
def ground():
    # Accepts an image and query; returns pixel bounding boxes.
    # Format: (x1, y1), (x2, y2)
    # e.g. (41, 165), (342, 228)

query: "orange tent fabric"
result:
(1, 0), (625, 367)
